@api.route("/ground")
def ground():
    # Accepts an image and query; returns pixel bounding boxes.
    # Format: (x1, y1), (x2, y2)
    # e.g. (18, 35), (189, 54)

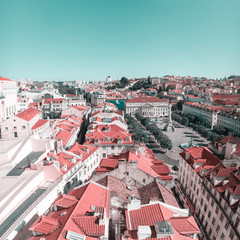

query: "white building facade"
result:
(125, 96), (169, 119)
(0, 77), (18, 123)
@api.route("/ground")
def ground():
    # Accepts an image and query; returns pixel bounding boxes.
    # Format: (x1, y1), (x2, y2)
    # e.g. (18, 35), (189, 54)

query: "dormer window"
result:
(125, 138), (128, 142)
(62, 165), (67, 172)
(102, 138), (105, 142)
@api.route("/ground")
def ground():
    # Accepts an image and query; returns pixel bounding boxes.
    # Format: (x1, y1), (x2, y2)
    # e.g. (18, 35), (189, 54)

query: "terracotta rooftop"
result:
(0, 77), (12, 81)
(126, 96), (168, 103)
(31, 119), (48, 130)
(17, 108), (40, 122)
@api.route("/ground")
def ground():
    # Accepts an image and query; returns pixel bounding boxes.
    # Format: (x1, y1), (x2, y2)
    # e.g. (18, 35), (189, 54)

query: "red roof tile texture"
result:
(17, 108), (40, 121)
(126, 96), (168, 103)
(31, 119), (48, 130)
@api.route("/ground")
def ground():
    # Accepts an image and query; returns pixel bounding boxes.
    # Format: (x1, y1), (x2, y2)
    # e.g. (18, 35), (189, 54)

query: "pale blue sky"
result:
(0, 0), (239, 81)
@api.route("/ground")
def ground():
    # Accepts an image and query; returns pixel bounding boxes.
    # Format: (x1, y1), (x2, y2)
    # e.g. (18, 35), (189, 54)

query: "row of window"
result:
(5, 126), (26, 131)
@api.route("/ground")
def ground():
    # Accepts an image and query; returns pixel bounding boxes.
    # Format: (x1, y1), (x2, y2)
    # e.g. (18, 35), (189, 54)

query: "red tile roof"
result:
(17, 108), (40, 121)
(43, 98), (67, 104)
(55, 130), (72, 146)
(179, 147), (221, 175)
(96, 147), (173, 181)
(54, 194), (78, 208)
(99, 158), (119, 169)
(54, 143), (98, 175)
(72, 105), (88, 111)
(31, 119), (48, 130)
(0, 77), (12, 81)
(125, 202), (200, 239)
(169, 216), (200, 234)
(29, 181), (109, 240)
(151, 164), (171, 176)
(30, 215), (60, 235)
(85, 124), (133, 145)
(72, 215), (105, 236)
(126, 96), (168, 103)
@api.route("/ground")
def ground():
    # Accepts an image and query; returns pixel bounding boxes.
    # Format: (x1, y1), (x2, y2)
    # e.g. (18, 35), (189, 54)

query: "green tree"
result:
(120, 77), (129, 86)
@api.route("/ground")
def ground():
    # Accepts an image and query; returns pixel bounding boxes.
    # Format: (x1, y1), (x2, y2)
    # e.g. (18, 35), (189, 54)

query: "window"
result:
(215, 206), (219, 214)
(5, 127), (8, 130)
(118, 146), (121, 150)
(14, 132), (18, 138)
(216, 225), (220, 232)
(102, 146), (106, 150)
(204, 204), (207, 212)
(220, 213), (224, 221)
(207, 194), (210, 201)
(103, 153), (106, 158)
(230, 230), (235, 238)
(212, 217), (216, 225)
(14, 126), (17, 130)
(220, 233), (225, 240)
(111, 146), (114, 150)
(211, 199), (214, 207)
(225, 222), (229, 230)
(143, 179), (146, 184)
(196, 188), (199, 195)
(209, 228), (212, 236)
(200, 198), (203, 205)
(208, 211), (211, 218)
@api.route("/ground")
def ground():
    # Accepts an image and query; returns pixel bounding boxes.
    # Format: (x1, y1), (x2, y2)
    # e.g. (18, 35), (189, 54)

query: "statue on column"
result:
(164, 103), (175, 131)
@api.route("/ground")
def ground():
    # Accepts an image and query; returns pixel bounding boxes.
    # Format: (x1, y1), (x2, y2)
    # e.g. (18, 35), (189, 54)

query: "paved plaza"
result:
(156, 122), (209, 163)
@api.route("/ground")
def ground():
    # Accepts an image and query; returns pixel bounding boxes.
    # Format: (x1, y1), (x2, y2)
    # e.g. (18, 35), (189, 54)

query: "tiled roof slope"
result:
(29, 181), (109, 240)
(126, 96), (168, 103)
(17, 108), (40, 121)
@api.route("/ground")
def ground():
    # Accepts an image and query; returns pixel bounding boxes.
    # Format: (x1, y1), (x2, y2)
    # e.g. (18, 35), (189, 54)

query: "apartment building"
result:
(42, 98), (68, 119)
(43, 142), (101, 193)
(183, 102), (223, 128)
(0, 77), (18, 123)
(91, 91), (106, 106)
(217, 111), (240, 135)
(176, 146), (240, 240)
(84, 124), (133, 158)
(89, 110), (127, 130)
(125, 96), (169, 119)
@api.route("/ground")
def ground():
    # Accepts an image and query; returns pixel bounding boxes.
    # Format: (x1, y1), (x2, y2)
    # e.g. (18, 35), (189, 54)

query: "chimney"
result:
(128, 199), (141, 211)
(137, 226), (152, 240)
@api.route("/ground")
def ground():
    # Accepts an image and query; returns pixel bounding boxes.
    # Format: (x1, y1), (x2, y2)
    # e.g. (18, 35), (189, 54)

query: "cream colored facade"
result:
(125, 99), (169, 119)
(176, 152), (240, 240)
